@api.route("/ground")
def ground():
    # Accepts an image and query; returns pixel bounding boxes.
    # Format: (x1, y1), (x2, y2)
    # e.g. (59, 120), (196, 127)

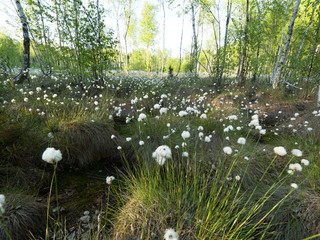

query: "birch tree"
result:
(176, 0), (185, 76)
(139, 2), (158, 71)
(14, 0), (30, 84)
(251, 0), (264, 83)
(270, 0), (291, 84)
(239, 0), (249, 85)
(218, 0), (232, 88)
(285, 1), (319, 82)
(272, 0), (301, 89)
(191, 0), (198, 75)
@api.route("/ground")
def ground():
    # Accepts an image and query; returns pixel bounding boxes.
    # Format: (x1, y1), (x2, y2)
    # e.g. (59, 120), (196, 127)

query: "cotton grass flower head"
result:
(182, 152), (189, 157)
(164, 228), (179, 240)
(223, 146), (232, 155)
(273, 146), (287, 156)
(42, 147), (62, 164)
(291, 149), (302, 157)
(237, 137), (246, 145)
(152, 145), (172, 166)
(301, 159), (310, 166)
(138, 113), (147, 122)
(181, 131), (190, 139)
(0, 194), (5, 214)
(291, 183), (298, 189)
(160, 107), (168, 115)
(106, 176), (115, 185)
(289, 163), (303, 172)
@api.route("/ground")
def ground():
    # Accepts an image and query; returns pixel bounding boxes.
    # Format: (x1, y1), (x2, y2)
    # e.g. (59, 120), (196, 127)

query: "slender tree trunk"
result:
(239, 0), (249, 85)
(53, 0), (62, 48)
(252, 0), (263, 82)
(273, 0), (301, 89)
(318, 85), (320, 107)
(176, 0), (185, 77)
(236, 26), (242, 80)
(217, 0), (232, 87)
(286, 1), (318, 82)
(271, 0), (291, 83)
(191, 1), (198, 75)
(96, 0), (102, 79)
(14, 0), (30, 84)
(123, 0), (133, 74)
(161, 0), (165, 75)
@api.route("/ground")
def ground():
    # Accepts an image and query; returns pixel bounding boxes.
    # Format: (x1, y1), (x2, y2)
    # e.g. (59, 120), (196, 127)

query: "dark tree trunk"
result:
(14, 0), (30, 84)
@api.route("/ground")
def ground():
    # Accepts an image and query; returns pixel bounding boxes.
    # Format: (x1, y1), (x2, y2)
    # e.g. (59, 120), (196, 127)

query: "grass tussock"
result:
(0, 193), (46, 240)
(54, 121), (125, 168)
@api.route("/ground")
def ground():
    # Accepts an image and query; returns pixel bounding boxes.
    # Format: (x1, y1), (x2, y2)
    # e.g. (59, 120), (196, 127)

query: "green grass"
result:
(0, 73), (319, 239)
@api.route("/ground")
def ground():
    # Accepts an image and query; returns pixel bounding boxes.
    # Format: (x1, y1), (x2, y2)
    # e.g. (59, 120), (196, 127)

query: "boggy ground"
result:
(0, 73), (319, 239)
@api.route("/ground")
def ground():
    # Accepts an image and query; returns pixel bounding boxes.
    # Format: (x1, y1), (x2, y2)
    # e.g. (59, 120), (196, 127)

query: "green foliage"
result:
(139, 2), (158, 49)
(0, 33), (22, 76)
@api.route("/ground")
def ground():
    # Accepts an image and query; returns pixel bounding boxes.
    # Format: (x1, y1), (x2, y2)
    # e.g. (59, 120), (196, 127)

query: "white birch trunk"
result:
(176, 0), (185, 77)
(272, 0), (301, 89)
(271, 0), (290, 83)
(218, 0), (232, 87)
(286, 1), (318, 81)
(14, 0), (30, 83)
(161, 0), (165, 75)
(191, 1), (197, 75)
(239, 0), (249, 84)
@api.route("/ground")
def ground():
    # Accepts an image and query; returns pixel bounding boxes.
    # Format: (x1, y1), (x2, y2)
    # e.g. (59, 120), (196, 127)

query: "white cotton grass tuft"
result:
(288, 163), (303, 172)
(291, 149), (302, 157)
(290, 183), (298, 189)
(237, 137), (246, 145)
(301, 159), (310, 166)
(0, 194), (5, 214)
(181, 131), (191, 139)
(182, 152), (189, 157)
(152, 145), (172, 166)
(138, 113), (147, 122)
(223, 146), (232, 155)
(42, 147), (62, 164)
(164, 228), (179, 240)
(273, 147), (287, 156)
(106, 176), (115, 185)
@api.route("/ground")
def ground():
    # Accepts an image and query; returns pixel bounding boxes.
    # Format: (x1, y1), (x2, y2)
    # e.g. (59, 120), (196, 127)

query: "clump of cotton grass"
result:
(237, 137), (246, 145)
(223, 146), (232, 155)
(0, 194), (5, 214)
(301, 159), (310, 166)
(42, 147), (62, 164)
(291, 149), (302, 157)
(288, 163), (303, 172)
(290, 183), (298, 189)
(138, 113), (147, 122)
(42, 147), (62, 240)
(182, 152), (189, 157)
(106, 176), (115, 185)
(164, 228), (179, 240)
(152, 145), (172, 166)
(181, 131), (190, 140)
(273, 147), (287, 156)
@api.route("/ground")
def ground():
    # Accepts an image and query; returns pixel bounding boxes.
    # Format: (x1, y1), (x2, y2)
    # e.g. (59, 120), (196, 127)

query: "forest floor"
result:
(0, 72), (320, 240)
